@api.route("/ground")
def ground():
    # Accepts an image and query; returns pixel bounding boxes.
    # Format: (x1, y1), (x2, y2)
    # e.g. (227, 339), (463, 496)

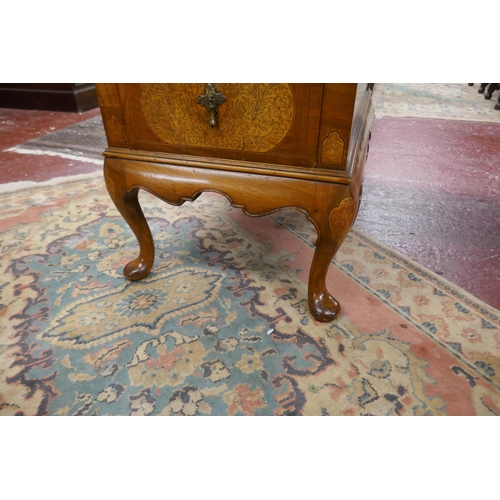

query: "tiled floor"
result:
(1, 94), (499, 310)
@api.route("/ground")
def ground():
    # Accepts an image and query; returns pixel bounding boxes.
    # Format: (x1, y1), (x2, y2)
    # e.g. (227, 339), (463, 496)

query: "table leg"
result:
(103, 157), (359, 322)
(103, 158), (155, 280)
(308, 196), (357, 322)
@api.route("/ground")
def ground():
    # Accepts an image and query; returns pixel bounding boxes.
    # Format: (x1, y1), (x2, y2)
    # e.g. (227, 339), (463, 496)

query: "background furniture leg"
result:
(485, 83), (500, 100)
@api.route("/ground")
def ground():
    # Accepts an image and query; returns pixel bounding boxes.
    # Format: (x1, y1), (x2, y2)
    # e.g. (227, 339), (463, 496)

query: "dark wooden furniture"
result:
(0, 84), (98, 112)
(469, 83), (500, 110)
(95, 84), (373, 322)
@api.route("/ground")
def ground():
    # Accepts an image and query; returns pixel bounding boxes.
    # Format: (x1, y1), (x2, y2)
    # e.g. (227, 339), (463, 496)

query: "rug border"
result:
(350, 228), (500, 319)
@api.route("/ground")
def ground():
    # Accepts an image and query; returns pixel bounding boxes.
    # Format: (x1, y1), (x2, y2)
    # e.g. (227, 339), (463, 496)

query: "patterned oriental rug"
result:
(1, 173), (500, 416)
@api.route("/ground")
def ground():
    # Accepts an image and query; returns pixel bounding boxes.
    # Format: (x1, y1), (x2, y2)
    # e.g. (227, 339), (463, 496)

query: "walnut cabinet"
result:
(96, 83), (374, 322)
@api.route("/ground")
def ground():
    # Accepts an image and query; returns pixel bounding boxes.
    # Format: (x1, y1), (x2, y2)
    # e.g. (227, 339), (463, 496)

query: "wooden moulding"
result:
(103, 147), (353, 185)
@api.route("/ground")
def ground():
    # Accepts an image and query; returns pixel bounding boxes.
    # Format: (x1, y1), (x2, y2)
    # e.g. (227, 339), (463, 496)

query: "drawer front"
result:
(140, 84), (294, 152)
(110, 83), (324, 168)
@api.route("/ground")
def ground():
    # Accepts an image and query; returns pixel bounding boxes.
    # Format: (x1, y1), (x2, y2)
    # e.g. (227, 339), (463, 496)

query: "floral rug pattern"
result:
(1, 174), (500, 415)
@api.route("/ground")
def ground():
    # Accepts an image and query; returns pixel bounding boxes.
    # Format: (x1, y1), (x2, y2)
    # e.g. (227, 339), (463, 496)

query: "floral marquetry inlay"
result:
(139, 84), (294, 152)
(320, 130), (345, 166)
(105, 114), (126, 146)
(328, 196), (356, 243)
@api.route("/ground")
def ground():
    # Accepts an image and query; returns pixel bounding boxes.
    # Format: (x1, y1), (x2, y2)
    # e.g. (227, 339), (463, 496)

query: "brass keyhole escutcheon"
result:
(197, 83), (227, 127)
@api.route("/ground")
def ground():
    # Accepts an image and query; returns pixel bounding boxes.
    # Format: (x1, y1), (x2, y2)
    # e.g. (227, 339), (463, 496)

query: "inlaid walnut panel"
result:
(328, 196), (356, 243)
(320, 130), (345, 166)
(105, 114), (127, 146)
(139, 84), (294, 152)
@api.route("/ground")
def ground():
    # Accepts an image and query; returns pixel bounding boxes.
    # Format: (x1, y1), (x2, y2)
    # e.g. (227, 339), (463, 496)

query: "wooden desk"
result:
(96, 83), (373, 322)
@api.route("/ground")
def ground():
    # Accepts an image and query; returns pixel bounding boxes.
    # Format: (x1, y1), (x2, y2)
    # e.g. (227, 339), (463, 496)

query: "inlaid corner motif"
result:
(320, 130), (345, 166)
(139, 84), (294, 153)
(328, 196), (356, 243)
(105, 114), (127, 145)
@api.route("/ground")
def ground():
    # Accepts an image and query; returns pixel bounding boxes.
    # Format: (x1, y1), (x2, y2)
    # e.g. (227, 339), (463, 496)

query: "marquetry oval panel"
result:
(139, 84), (294, 152)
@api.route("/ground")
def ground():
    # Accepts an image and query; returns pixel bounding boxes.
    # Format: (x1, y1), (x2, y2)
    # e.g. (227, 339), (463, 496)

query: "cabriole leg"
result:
(308, 196), (357, 322)
(103, 159), (155, 280)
